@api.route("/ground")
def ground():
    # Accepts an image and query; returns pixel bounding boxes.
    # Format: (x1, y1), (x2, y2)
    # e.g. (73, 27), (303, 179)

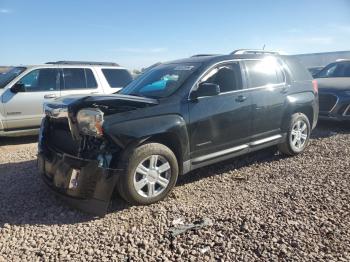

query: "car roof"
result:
(13, 64), (128, 69)
(164, 53), (284, 66)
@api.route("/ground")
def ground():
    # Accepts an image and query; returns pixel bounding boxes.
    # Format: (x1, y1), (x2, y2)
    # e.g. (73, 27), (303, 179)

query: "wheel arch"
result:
(292, 105), (314, 128)
(143, 132), (184, 174)
(107, 114), (190, 175)
(281, 93), (315, 132)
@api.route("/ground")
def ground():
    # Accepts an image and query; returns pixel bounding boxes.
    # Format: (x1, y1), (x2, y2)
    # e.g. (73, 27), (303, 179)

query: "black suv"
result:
(38, 50), (319, 215)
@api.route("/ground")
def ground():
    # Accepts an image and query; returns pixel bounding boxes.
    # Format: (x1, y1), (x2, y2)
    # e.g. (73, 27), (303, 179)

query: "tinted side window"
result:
(201, 63), (243, 93)
(283, 58), (312, 81)
(17, 68), (59, 92)
(245, 59), (284, 88)
(102, 69), (132, 88)
(62, 68), (97, 90)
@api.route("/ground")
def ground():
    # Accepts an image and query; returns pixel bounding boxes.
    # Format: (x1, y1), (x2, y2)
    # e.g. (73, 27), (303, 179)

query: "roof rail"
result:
(335, 59), (350, 62)
(46, 61), (120, 66)
(231, 49), (280, 55)
(191, 54), (217, 57)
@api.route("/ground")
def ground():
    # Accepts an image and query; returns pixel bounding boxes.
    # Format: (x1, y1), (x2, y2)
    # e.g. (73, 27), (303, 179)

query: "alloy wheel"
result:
(133, 155), (171, 198)
(290, 120), (308, 150)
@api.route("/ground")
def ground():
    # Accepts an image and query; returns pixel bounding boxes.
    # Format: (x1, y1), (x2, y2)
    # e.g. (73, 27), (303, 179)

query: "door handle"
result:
(235, 95), (247, 102)
(44, 94), (57, 99)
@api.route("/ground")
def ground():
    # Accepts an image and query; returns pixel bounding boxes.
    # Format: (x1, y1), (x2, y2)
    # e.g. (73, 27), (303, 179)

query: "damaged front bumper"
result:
(38, 148), (122, 216)
(37, 116), (123, 216)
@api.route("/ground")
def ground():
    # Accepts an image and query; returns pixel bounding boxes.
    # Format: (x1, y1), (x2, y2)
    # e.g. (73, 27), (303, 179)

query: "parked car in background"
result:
(38, 50), (319, 215)
(315, 59), (350, 121)
(0, 61), (132, 136)
(0, 66), (11, 74)
(308, 66), (323, 78)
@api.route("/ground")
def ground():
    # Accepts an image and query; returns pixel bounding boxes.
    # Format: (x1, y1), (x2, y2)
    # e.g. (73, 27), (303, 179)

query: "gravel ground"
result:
(0, 121), (349, 261)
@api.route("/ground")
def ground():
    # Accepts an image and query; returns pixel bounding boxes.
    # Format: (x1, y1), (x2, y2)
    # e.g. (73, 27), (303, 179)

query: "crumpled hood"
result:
(46, 94), (159, 116)
(316, 78), (350, 92)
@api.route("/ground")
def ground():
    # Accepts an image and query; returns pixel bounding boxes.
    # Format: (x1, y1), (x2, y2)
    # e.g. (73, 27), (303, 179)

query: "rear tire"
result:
(117, 143), (178, 205)
(278, 113), (311, 156)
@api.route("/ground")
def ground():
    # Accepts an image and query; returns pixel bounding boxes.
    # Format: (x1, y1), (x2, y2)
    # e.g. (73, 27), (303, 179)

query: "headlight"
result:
(76, 108), (104, 137)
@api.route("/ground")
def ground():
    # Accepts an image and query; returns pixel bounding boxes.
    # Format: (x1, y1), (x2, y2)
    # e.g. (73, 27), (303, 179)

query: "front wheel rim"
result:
(133, 155), (171, 198)
(290, 120), (308, 150)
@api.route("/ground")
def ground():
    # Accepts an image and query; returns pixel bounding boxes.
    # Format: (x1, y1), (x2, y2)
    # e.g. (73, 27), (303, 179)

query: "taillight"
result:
(312, 80), (318, 94)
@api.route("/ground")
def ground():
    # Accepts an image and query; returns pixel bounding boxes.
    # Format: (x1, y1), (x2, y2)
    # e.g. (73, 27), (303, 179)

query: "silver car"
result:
(0, 61), (133, 136)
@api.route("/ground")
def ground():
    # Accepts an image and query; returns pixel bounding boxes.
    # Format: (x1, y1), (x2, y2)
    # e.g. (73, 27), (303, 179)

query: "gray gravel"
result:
(0, 121), (349, 261)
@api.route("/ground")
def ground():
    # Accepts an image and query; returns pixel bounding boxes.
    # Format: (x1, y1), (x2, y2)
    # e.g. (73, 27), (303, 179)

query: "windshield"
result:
(316, 62), (350, 78)
(119, 63), (201, 98)
(0, 67), (27, 88)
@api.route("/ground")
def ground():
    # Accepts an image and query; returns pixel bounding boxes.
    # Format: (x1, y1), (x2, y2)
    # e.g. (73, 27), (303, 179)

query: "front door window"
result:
(17, 69), (59, 92)
(200, 63), (243, 93)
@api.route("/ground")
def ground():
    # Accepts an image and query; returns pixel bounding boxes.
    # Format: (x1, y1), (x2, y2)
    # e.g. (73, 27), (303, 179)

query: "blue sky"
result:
(1, 0), (350, 69)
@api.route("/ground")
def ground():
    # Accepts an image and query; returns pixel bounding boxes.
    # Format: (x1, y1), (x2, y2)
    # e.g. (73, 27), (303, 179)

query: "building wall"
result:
(292, 51), (350, 68)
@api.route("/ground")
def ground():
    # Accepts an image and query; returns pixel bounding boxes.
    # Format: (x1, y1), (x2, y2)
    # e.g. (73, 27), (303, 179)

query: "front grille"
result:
(48, 118), (79, 155)
(319, 94), (338, 112)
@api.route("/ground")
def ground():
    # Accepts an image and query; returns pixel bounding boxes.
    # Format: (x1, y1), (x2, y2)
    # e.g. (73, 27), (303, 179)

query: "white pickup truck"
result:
(0, 61), (133, 136)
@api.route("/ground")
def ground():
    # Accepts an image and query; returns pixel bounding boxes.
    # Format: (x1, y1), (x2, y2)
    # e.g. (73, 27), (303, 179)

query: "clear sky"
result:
(1, 0), (350, 69)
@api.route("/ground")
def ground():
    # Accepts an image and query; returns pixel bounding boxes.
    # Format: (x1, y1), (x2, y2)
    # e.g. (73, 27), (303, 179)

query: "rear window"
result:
(284, 58), (312, 81)
(102, 69), (132, 88)
(62, 68), (97, 89)
(244, 58), (285, 88)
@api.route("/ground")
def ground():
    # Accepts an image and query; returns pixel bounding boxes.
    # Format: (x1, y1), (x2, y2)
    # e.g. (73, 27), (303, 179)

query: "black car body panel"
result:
(284, 91), (319, 130)
(104, 114), (190, 162)
(49, 94), (159, 116)
(38, 53), (318, 215)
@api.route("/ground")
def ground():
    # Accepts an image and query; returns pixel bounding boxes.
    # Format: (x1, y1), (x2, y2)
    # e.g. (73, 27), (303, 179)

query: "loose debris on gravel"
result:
(0, 121), (349, 261)
(169, 218), (213, 237)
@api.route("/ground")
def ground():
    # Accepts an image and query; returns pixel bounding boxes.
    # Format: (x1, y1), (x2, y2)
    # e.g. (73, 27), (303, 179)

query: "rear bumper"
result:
(37, 149), (122, 216)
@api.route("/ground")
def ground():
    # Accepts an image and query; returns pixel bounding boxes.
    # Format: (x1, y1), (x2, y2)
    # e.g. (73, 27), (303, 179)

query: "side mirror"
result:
(10, 83), (25, 93)
(190, 83), (220, 100)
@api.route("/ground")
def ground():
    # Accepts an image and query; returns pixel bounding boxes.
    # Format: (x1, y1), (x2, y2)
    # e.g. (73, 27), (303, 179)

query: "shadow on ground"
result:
(177, 146), (284, 186)
(0, 135), (37, 146)
(179, 120), (350, 186)
(0, 159), (130, 227)
(311, 120), (350, 139)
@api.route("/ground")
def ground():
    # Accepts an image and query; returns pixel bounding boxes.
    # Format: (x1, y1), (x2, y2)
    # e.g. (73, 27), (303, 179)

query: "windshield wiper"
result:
(127, 92), (159, 99)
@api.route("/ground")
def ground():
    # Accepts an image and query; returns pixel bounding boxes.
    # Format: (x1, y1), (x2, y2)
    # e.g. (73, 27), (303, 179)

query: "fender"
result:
(103, 114), (190, 161)
(281, 91), (318, 131)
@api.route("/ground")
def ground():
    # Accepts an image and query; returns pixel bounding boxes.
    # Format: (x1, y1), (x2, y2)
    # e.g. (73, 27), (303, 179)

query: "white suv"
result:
(0, 61), (133, 136)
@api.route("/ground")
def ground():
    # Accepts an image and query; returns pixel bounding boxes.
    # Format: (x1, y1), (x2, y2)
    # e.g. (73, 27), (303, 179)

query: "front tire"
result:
(278, 113), (311, 156)
(117, 143), (179, 205)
